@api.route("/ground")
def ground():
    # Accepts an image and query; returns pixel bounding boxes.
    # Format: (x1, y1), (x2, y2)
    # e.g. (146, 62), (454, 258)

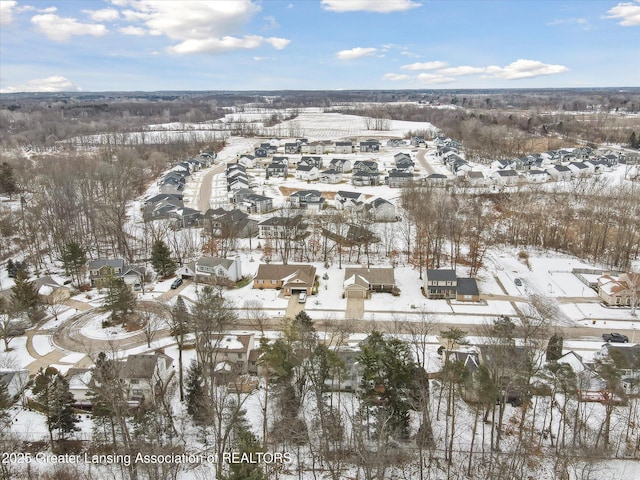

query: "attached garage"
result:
(344, 274), (370, 299)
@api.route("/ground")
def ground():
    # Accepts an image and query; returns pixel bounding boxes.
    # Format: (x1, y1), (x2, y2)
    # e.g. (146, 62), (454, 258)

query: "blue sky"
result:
(1, 0), (639, 92)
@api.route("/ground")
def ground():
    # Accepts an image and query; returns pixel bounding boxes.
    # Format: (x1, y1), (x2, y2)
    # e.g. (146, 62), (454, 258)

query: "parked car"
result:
(514, 278), (523, 286)
(170, 278), (183, 289)
(298, 292), (307, 303)
(602, 333), (629, 343)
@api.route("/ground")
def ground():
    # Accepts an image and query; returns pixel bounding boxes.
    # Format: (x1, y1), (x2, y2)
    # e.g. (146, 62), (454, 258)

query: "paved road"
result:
(196, 162), (226, 212)
(415, 148), (438, 175)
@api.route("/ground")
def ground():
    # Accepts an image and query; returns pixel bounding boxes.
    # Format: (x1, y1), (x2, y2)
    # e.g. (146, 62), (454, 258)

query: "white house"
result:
(295, 165), (320, 181)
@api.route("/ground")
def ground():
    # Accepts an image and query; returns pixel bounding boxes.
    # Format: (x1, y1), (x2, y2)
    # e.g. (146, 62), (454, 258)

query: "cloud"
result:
(438, 65), (486, 76)
(384, 58), (569, 84)
(31, 14), (108, 41)
(401, 61), (448, 71)
(0, 1), (17, 25)
(83, 8), (120, 22)
(168, 35), (289, 55)
(321, 0), (421, 13)
(606, 2), (640, 26)
(484, 59), (568, 79)
(119, 25), (147, 36)
(383, 73), (412, 81)
(0, 76), (82, 93)
(336, 47), (377, 60)
(263, 15), (279, 30)
(111, 0), (290, 54)
(417, 73), (455, 84)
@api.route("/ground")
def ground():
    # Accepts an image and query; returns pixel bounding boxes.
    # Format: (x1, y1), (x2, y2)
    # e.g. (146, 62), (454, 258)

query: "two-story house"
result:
(290, 190), (325, 210)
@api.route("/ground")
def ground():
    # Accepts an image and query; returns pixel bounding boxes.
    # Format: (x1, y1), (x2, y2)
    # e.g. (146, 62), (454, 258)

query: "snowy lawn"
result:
(31, 335), (54, 356)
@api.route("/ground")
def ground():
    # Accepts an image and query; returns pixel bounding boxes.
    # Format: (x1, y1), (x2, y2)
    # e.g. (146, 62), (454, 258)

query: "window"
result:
(131, 379), (139, 384)
(238, 353), (243, 359)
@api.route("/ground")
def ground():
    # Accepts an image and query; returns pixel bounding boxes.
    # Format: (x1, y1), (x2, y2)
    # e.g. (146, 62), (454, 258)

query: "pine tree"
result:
(151, 240), (177, 278)
(10, 267), (40, 320)
(185, 359), (207, 425)
(32, 367), (79, 444)
(60, 241), (87, 287)
(224, 408), (267, 480)
(170, 296), (191, 401)
(102, 277), (136, 325)
(0, 162), (18, 199)
(546, 334), (564, 362)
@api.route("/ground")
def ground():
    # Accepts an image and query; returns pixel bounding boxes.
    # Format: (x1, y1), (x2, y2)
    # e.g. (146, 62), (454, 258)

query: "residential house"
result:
(295, 165), (320, 181)
(197, 334), (257, 379)
(88, 259), (146, 290)
(300, 156), (323, 169)
(334, 191), (365, 211)
(329, 158), (352, 173)
(272, 156), (291, 166)
(522, 170), (549, 183)
(252, 264), (317, 296)
(144, 193), (183, 206)
(411, 136), (426, 147)
(594, 344), (640, 394)
(352, 171), (381, 186)
(93, 352), (174, 406)
(290, 189), (325, 211)
(319, 169), (343, 184)
(387, 138), (405, 147)
(254, 146), (269, 158)
(353, 160), (379, 174)
(597, 273), (640, 307)
(386, 170), (414, 188)
(556, 351), (606, 401)
(547, 165), (572, 181)
(239, 193), (274, 214)
(266, 161), (288, 178)
(184, 256), (243, 284)
(464, 171), (485, 187)
(490, 170), (520, 186)
(424, 269), (480, 301)
(323, 348), (363, 391)
(66, 367), (94, 408)
(424, 269), (457, 299)
(33, 276), (71, 305)
(0, 369), (29, 400)
(456, 278), (480, 302)
(258, 215), (309, 239)
(367, 197), (397, 222)
(568, 161), (592, 177)
(360, 140), (380, 152)
(335, 141), (354, 154)
(203, 208), (258, 238)
(425, 173), (451, 186)
(238, 154), (256, 168)
(343, 267), (396, 298)
(284, 142), (300, 154)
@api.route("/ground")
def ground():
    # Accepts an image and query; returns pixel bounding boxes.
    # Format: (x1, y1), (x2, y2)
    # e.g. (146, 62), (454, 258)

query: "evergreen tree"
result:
(10, 267), (40, 320)
(170, 295), (191, 401)
(224, 408), (267, 480)
(358, 331), (417, 440)
(102, 277), (136, 325)
(60, 241), (87, 287)
(32, 367), (79, 444)
(185, 359), (207, 425)
(0, 162), (18, 199)
(546, 334), (564, 362)
(151, 240), (177, 278)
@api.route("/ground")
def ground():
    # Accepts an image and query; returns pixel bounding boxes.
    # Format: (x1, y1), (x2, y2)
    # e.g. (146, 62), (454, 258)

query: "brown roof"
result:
(254, 264), (316, 286)
(344, 267), (395, 287)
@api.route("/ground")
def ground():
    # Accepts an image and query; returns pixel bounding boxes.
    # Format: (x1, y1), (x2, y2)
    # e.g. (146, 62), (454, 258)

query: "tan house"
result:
(252, 264), (316, 296)
(33, 276), (71, 304)
(343, 267), (396, 298)
(597, 273), (640, 307)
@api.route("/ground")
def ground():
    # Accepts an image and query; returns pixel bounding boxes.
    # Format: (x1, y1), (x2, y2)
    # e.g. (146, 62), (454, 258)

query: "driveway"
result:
(285, 293), (306, 318)
(345, 297), (365, 320)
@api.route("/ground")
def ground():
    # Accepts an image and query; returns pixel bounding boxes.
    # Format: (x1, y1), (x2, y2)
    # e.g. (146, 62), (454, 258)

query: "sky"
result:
(0, 0), (639, 93)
